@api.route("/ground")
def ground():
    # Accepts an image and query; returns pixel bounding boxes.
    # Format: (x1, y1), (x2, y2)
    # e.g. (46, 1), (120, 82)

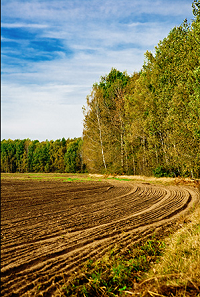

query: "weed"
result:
(61, 237), (166, 296)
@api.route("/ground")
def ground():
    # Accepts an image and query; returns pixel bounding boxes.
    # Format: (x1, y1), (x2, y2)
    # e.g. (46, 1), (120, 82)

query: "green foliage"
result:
(192, 0), (200, 17)
(61, 238), (165, 296)
(64, 138), (83, 173)
(153, 166), (179, 178)
(83, 68), (134, 174)
(1, 138), (86, 173)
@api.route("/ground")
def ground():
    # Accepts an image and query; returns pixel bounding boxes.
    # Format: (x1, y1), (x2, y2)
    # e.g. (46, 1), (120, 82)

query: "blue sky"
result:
(1, 0), (194, 141)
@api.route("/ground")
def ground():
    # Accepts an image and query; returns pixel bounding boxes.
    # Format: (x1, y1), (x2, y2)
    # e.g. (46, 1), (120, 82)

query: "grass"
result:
(2, 173), (199, 188)
(60, 237), (166, 297)
(89, 174), (200, 187)
(141, 204), (200, 297)
(1, 172), (101, 182)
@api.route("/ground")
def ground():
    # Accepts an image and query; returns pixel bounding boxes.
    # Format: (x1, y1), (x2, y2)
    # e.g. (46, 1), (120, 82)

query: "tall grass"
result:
(141, 204), (200, 297)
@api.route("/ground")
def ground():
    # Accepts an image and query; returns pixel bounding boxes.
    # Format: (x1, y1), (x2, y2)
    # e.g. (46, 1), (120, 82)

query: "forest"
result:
(1, 1), (200, 178)
(1, 138), (84, 173)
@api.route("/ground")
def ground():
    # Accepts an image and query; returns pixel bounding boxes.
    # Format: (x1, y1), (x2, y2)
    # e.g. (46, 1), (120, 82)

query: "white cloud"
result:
(1, 23), (49, 28)
(1, 0), (194, 140)
(1, 83), (84, 141)
(1, 103), (83, 141)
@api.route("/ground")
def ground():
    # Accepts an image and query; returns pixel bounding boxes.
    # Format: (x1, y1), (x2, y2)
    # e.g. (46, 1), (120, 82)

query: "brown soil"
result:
(1, 179), (199, 297)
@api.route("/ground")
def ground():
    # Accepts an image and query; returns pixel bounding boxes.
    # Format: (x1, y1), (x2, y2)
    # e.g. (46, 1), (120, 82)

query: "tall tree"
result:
(83, 68), (130, 173)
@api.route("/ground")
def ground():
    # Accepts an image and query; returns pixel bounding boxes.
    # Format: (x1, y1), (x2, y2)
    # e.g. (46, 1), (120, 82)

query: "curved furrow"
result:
(0, 187), (189, 260)
(0, 187), (190, 269)
(0, 187), (190, 275)
(1, 179), (199, 297)
(2, 228), (149, 297)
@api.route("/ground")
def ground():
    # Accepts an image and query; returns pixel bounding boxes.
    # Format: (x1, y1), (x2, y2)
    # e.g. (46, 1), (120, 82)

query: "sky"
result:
(1, 0), (194, 142)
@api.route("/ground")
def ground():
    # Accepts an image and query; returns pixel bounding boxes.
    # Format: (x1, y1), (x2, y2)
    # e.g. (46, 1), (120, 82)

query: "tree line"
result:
(1, 138), (85, 173)
(82, 1), (200, 178)
(1, 1), (200, 177)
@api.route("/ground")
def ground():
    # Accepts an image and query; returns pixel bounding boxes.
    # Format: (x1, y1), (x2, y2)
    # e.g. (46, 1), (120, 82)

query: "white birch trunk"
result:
(96, 102), (107, 170)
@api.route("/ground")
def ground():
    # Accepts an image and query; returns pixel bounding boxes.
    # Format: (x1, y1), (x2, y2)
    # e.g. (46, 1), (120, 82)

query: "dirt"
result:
(1, 179), (199, 297)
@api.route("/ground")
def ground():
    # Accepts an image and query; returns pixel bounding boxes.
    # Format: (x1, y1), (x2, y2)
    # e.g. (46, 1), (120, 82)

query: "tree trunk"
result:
(96, 102), (107, 170)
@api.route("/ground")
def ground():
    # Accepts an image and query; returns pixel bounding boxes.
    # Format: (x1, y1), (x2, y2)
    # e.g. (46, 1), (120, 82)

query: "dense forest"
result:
(1, 138), (84, 173)
(1, 1), (200, 177)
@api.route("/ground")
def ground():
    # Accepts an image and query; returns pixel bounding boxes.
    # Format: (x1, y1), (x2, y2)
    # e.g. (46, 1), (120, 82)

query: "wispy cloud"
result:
(1, 23), (49, 28)
(1, 0), (194, 141)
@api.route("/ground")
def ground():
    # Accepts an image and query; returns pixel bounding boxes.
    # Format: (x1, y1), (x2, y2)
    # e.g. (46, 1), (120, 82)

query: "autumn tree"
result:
(83, 68), (131, 173)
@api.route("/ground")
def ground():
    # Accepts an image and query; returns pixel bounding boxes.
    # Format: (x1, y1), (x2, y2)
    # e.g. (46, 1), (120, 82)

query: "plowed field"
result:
(1, 179), (199, 296)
